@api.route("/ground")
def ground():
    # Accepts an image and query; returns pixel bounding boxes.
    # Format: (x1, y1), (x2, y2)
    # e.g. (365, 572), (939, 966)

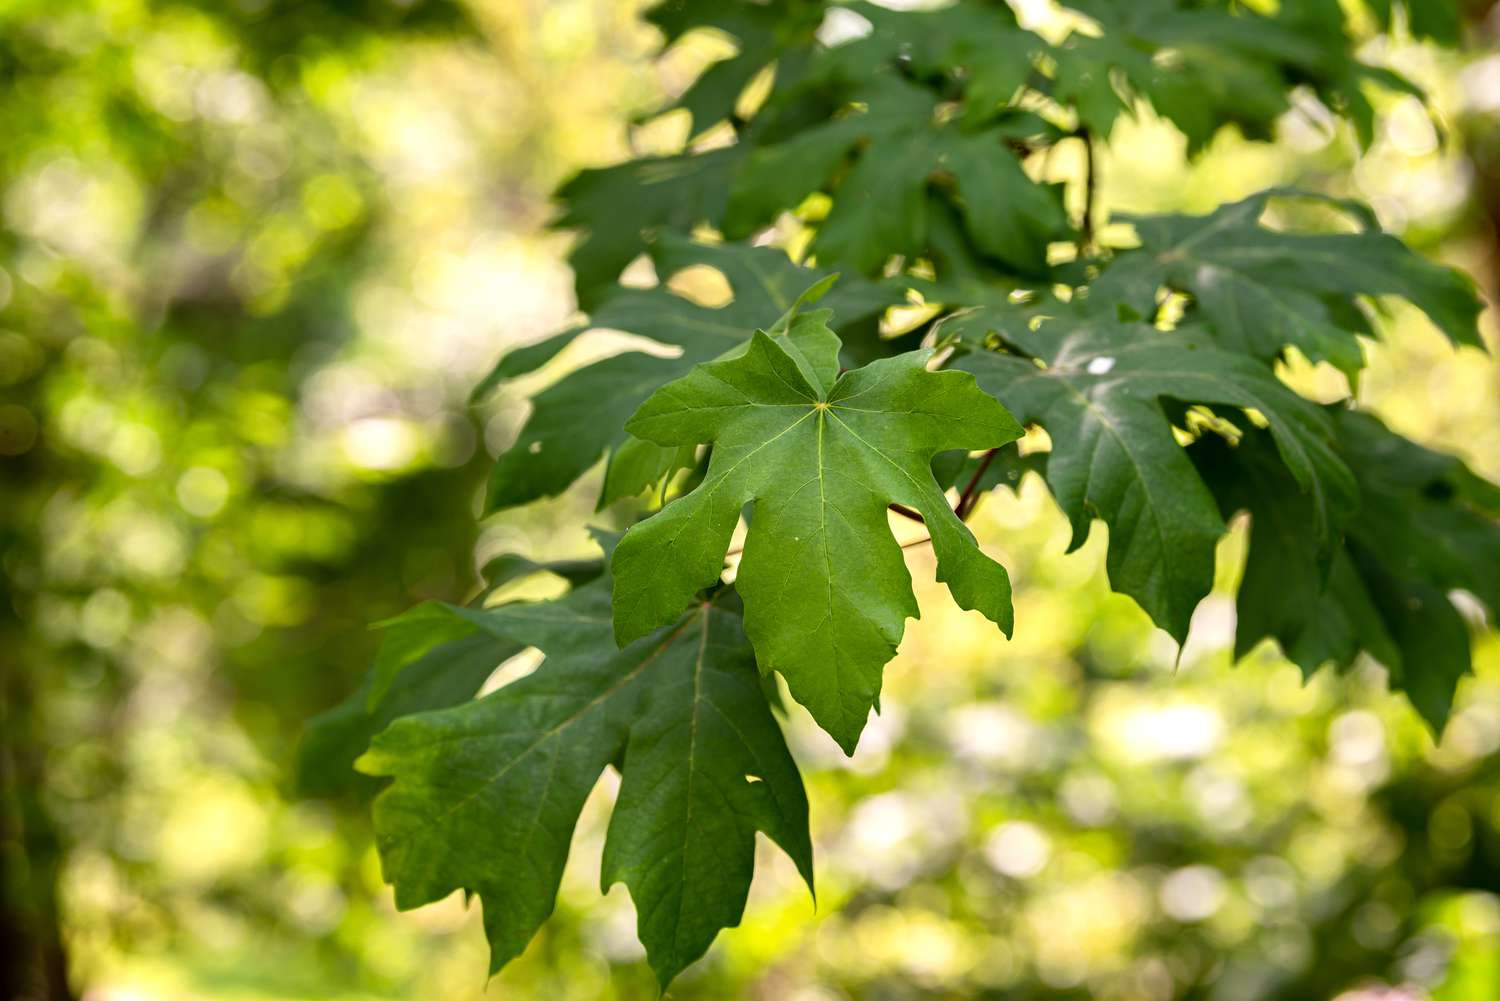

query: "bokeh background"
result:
(4, 1), (1500, 999)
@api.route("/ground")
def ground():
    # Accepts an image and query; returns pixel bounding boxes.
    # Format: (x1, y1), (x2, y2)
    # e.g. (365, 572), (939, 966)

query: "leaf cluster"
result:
(307, 0), (1497, 987)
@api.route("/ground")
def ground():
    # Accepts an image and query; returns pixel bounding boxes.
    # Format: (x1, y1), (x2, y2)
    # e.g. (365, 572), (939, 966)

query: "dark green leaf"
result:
(556, 149), (743, 309)
(957, 314), (1357, 642)
(602, 595), (813, 986)
(726, 73), (1069, 276)
(1195, 411), (1500, 732)
(299, 554), (598, 797)
(357, 567), (811, 984)
(1088, 190), (1484, 377)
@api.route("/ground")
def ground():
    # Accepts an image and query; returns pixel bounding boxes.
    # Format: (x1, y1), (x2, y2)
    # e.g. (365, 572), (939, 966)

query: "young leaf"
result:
(598, 435), (698, 509)
(612, 299), (1022, 753)
(356, 569), (811, 986)
(957, 315), (1357, 643)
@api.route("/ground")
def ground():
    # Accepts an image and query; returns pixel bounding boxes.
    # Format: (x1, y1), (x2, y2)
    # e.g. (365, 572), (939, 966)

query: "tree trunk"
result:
(0, 653), (75, 1001)
(1, 414), (74, 1000)
(1471, 3), (1500, 306)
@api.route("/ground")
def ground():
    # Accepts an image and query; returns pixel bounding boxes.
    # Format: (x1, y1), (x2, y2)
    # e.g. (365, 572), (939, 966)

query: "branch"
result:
(888, 502), (924, 523)
(1078, 126), (1096, 251)
(955, 449), (998, 520)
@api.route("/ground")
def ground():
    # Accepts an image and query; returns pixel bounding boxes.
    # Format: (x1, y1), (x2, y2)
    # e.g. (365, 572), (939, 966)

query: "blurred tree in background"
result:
(0, 2), (1499, 1000)
(0, 1), (661, 997)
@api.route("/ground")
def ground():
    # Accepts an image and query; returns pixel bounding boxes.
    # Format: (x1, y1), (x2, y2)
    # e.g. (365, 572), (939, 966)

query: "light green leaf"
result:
(482, 239), (902, 512)
(599, 435), (698, 509)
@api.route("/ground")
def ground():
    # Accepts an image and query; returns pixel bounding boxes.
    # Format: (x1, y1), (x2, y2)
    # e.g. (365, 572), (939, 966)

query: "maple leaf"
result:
(955, 313), (1357, 643)
(318, 2), (1497, 988)
(1195, 412), (1500, 732)
(297, 554), (598, 798)
(818, 1), (1043, 128)
(611, 295), (1022, 753)
(1056, 0), (1428, 149)
(554, 149), (744, 309)
(726, 73), (1069, 276)
(641, 0), (823, 140)
(601, 589), (814, 986)
(356, 561), (811, 987)
(478, 238), (902, 512)
(1087, 190), (1484, 377)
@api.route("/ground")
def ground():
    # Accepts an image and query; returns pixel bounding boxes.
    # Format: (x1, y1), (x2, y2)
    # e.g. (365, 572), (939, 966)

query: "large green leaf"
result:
(612, 299), (1022, 752)
(555, 149), (743, 309)
(956, 313), (1357, 642)
(726, 73), (1069, 276)
(601, 592), (814, 986)
(297, 555), (600, 797)
(1059, 0), (1431, 149)
(480, 239), (902, 512)
(1194, 411), (1500, 732)
(821, 1), (1040, 128)
(642, 0), (823, 138)
(1088, 191), (1484, 376)
(357, 566), (811, 986)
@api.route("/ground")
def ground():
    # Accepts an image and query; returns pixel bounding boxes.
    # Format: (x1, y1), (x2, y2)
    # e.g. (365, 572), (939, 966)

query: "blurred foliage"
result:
(0, 1), (1498, 1000)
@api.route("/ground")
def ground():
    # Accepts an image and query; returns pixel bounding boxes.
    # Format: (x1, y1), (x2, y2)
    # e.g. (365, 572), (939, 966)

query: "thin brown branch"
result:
(888, 502), (924, 523)
(955, 449), (998, 520)
(1078, 126), (1096, 251)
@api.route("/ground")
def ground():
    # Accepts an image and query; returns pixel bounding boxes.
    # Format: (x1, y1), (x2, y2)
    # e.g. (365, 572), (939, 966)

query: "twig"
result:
(955, 448), (998, 521)
(1078, 125), (1096, 251)
(888, 502), (924, 523)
